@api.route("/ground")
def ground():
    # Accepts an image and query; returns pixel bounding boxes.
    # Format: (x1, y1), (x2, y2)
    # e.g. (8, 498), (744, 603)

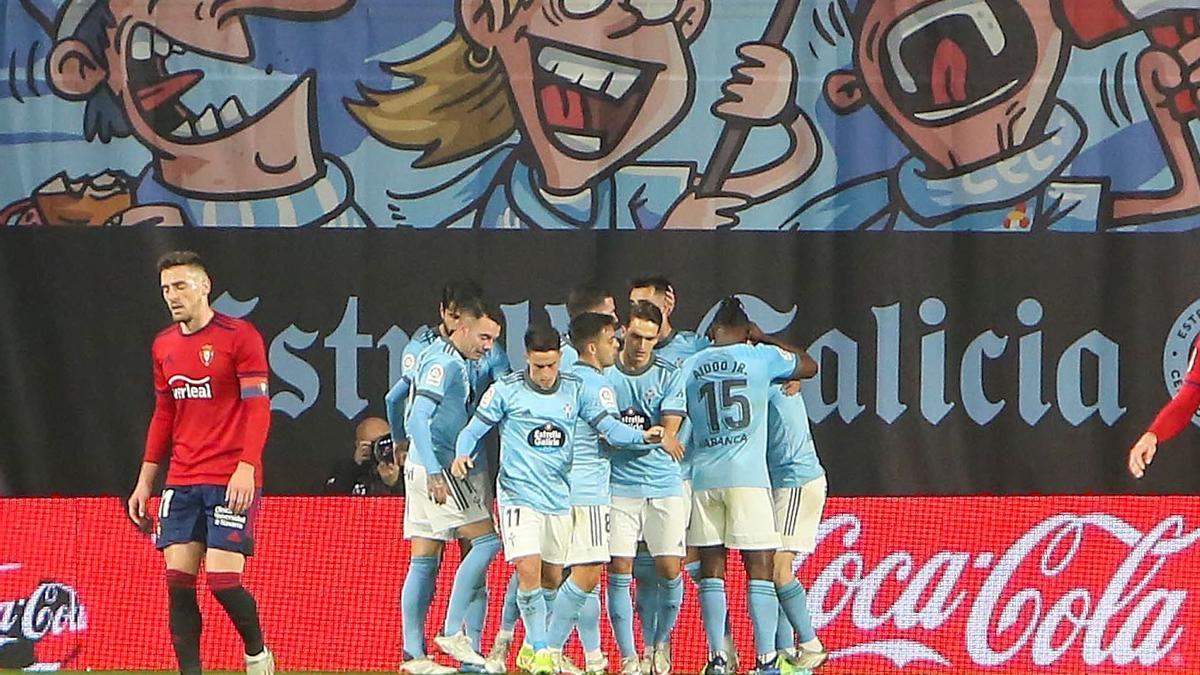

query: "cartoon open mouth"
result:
(880, 0), (1034, 125)
(124, 23), (307, 147)
(530, 37), (663, 159)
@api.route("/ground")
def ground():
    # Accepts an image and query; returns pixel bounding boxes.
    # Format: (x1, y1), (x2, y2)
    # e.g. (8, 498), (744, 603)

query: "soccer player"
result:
(559, 283), (619, 365)
(127, 251), (274, 675)
(450, 324), (663, 675)
(628, 276), (709, 368)
(398, 299), (504, 673)
(605, 301), (690, 675)
(1128, 343), (1200, 478)
(766, 374), (827, 669)
(683, 297), (816, 675)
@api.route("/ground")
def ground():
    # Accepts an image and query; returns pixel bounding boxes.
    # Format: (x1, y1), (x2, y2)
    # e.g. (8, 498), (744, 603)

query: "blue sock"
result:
(633, 554), (658, 651)
(747, 580), (780, 660)
(543, 588), (558, 635)
(547, 579), (590, 649)
(697, 578), (727, 655)
(501, 572), (520, 633)
(654, 574), (684, 646)
(684, 560), (702, 586)
(466, 581), (488, 652)
(606, 573), (636, 658)
(516, 588), (548, 650)
(401, 555), (439, 659)
(775, 606), (794, 651)
(576, 588), (602, 652)
(777, 579), (816, 643)
(443, 533), (500, 635)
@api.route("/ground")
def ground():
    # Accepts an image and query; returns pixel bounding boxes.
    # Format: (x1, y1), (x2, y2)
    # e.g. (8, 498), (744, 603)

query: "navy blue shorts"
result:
(155, 485), (261, 556)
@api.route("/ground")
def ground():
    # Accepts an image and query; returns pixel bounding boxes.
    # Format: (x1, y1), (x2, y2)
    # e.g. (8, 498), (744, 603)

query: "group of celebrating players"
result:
(125, 251), (829, 675)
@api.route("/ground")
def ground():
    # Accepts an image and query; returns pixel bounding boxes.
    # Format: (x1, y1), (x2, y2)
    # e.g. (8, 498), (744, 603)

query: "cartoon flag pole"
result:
(696, 0), (803, 197)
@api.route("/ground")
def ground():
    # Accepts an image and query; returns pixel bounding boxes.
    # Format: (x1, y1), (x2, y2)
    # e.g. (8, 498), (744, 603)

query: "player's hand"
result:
(450, 457), (474, 480)
(127, 483), (153, 533)
(226, 463), (256, 515)
(376, 460), (401, 487)
(782, 379), (802, 396)
(1128, 432), (1159, 479)
(660, 434), (686, 462)
(643, 426), (666, 444)
(428, 472), (450, 504)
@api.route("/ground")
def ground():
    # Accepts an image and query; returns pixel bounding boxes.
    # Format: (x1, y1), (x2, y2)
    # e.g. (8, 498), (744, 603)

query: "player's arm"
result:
(407, 394), (453, 503)
(593, 414), (663, 447)
(749, 324), (817, 380)
(228, 327), (271, 515)
(657, 414), (686, 462)
(130, 350), (173, 531)
(384, 376), (411, 441)
(1129, 351), (1200, 477)
(452, 416), (496, 478)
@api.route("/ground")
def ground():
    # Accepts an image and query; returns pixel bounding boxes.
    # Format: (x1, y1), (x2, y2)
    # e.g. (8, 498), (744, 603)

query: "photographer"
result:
(324, 417), (404, 495)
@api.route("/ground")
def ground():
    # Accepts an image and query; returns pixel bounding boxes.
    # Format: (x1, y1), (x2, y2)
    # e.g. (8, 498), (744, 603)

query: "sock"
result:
(543, 588), (558, 635)
(401, 555), (439, 659)
(465, 579), (488, 652)
(632, 554), (658, 652)
(747, 580), (779, 662)
(547, 579), (590, 649)
(443, 533), (501, 635)
(166, 570), (202, 675)
(777, 579), (816, 644)
(606, 573), (636, 658)
(516, 588), (548, 650)
(697, 578), (727, 655)
(684, 560), (702, 587)
(775, 605), (794, 652)
(654, 574), (684, 646)
(500, 572), (521, 633)
(576, 589), (602, 653)
(207, 572), (265, 657)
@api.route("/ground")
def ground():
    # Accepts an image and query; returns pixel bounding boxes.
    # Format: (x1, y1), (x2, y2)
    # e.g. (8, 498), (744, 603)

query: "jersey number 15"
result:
(699, 379), (751, 433)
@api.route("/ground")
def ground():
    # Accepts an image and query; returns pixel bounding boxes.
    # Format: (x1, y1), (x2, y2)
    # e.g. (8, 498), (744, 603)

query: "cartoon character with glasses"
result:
(347, 0), (817, 229)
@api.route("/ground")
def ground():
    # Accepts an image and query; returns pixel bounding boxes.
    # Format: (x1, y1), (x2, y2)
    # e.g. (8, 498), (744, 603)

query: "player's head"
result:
(623, 300), (663, 367)
(524, 322), (562, 390)
(707, 296), (751, 345)
(567, 283), (617, 321)
(629, 275), (675, 323)
(452, 298), (504, 361)
(569, 312), (620, 369)
(439, 279), (485, 332)
(157, 250), (210, 324)
(354, 417), (390, 464)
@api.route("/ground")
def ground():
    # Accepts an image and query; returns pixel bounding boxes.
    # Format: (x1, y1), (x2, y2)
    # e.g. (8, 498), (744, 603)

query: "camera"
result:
(369, 433), (398, 466)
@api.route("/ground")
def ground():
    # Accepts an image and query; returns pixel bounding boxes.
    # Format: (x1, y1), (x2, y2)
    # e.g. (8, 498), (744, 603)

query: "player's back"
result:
(767, 383), (823, 489)
(684, 342), (798, 490)
(606, 356), (687, 498)
(406, 338), (471, 468)
(655, 329), (710, 368)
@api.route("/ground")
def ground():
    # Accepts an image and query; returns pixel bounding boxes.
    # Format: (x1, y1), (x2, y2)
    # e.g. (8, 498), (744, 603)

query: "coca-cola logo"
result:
(804, 513), (1200, 670)
(0, 569), (87, 669)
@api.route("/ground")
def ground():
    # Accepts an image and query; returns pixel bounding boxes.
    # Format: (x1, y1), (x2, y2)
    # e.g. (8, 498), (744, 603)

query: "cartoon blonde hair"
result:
(347, 0), (533, 168)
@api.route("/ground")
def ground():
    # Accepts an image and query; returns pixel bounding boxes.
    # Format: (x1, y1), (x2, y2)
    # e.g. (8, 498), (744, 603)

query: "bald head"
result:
(356, 417), (390, 444)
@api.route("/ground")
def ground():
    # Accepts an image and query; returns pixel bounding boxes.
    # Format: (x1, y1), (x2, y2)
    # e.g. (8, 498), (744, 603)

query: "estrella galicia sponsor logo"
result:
(621, 407), (648, 430)
(168, 374), (213, 400)
(0, 571), (87, 669)
(528, 423), (567, 450)
(1163, 298), (1200, 426)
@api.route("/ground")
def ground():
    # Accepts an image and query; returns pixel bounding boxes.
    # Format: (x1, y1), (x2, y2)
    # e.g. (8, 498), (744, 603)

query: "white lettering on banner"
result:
(805, 513), (1200, 669)
(0, 582), (88, 642)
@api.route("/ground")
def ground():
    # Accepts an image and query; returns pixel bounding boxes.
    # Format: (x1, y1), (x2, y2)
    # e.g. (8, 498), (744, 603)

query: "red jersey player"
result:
(1128, 345), (1200, 479)
(126, 251), (274, 675)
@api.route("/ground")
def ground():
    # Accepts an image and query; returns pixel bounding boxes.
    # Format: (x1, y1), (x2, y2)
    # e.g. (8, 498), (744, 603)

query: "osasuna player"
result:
(396, 299), (504, 673)
(450, 325), (663, 675)
(766, 374), (827, 669)
(605, 301), (690, 675)
(683, 298), (816, 675)
(1128, 344), (1200, 479)
(629, 276), (710, 368)
(127, 251), (275, 675)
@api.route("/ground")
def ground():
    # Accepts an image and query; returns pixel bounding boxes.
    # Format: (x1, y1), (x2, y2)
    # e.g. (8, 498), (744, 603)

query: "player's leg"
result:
(688, 488), (733, 674)
(776, 477), (828, 670)
(486, 571), (521, 670)
(607, 496), (642, 671)
(576, 587), (604, 673)
(683, 481), (737, 671)
(643, 494), (687, 675)
(549, 506), (607, 652)
(202, 485), (272, 675)
(725, 487), (784, 673)
(157, 486), (206, 675)
(632, 545), (658, 671)
(529, 509), (570, 674)
(400, 463), (452, 672)
(435, 472), (499, 665)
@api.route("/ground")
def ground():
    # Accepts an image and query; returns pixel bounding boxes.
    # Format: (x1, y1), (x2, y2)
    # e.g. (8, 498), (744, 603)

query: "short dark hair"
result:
(566, 283), (612, 319)
(711, 296), (750, 330)
(569, 312), (617, 350)
(629, 275), (673, 295)
(525, 323), (562, 353)
(456, 297), (504, 326)
(157, 250), (206, 274)
(441, 279), (484, 311)
(627, 300), (663, 329)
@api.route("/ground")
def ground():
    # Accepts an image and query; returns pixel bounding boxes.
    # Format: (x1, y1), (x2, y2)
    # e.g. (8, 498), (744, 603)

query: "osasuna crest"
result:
(200, 344), (214, 367)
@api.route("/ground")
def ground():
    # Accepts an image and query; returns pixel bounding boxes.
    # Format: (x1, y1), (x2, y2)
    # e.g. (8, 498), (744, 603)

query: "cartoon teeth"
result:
(131, 25), (182, 61)
(536, 46), (642, 100)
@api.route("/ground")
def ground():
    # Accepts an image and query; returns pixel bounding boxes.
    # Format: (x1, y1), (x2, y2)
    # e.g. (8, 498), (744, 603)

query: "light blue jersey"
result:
(683, 343), (801, 490)
(606, 357), (688, 498)
(471, 371), (614, 514)
(654, 329), (710, 368)
(566, 362), (623, 507)
(385, 325), (441, 439)
(559, 333), (580, 370)
(406, 339), (472, 472)
(767, 384), (824, 488)
(469, 341), (511, 404)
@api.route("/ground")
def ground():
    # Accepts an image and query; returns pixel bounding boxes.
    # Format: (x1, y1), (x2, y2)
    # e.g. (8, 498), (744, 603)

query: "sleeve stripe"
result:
(239, 376), (269, 399)
(660, 408), (687, 417)
(415, 390), (444, 404)
(474, 413), (499, 426)
(589, 412), (611, 427)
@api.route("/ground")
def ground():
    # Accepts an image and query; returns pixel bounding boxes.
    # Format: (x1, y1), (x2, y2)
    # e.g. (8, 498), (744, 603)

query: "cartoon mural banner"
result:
(10, 0), (1200, 230)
